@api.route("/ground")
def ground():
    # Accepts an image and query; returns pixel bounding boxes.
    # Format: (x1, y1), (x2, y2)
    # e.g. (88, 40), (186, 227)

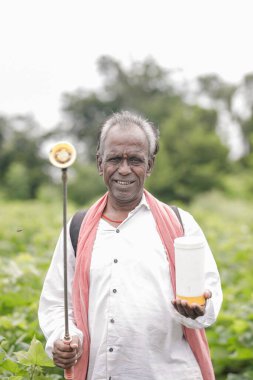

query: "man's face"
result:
(97, 124), (154, 206)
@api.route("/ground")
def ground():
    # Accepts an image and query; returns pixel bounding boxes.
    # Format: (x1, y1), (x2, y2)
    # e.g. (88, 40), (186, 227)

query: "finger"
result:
(54, 356), (78, 369)
(53, 350), (77, 360)
(204, 289), (212, 300)
(54, 357), (75, 369)
(172, 299), (189, 317)
(179, 301), (203, 319)
(53, 347), (77, 358)
(70, 336), (80, 345)
(183, 305), (197, 319)
(53, 345), (77, 362)
(176, 300), (191, 317)
(54, 342), (74, 353)
(189, 304), (205, 318)
(58, 339), (79, 353)
(70, 337), (79, 350)
(53, 350), (78, 367)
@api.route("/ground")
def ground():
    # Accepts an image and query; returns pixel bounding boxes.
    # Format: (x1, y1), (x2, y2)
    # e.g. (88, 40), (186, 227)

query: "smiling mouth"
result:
(115, 180), (134, 185)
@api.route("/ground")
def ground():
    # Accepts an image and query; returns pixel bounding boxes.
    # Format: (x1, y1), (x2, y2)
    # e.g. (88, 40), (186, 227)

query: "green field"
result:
(0, 192), (253, 379)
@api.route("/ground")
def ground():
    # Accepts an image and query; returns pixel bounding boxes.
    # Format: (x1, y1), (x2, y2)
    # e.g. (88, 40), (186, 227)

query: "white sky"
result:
(0, 0), (252, 128)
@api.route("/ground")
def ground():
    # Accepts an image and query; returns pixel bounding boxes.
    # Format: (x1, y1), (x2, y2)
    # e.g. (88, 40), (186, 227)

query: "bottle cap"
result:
(174, 236), (205, 250)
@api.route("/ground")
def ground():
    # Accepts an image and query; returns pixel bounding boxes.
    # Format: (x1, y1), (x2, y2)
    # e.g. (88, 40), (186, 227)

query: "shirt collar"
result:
(128, 192), (150, 217)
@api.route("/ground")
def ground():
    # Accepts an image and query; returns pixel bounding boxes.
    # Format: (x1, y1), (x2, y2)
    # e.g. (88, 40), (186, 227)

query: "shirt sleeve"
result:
(38, 220), (83, 358)
(170, 208), (223, 329)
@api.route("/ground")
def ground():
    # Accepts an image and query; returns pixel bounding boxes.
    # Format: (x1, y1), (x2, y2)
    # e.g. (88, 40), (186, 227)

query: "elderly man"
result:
(38, 111), (222, 380)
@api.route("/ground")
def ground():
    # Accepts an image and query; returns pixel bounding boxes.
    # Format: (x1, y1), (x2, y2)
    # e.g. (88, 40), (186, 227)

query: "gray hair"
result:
(97, 111), (159, 157)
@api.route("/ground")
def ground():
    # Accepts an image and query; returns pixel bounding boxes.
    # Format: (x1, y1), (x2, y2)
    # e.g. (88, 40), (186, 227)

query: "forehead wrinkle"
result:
(105, 146), (147, 158)
(105, 125), (149, 146)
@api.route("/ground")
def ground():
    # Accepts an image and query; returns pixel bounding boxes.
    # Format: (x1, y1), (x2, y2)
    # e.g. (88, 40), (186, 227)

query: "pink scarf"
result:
(72, 190), (215, 380)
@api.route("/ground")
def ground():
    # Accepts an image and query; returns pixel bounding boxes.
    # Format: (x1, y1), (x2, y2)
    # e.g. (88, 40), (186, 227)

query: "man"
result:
(38, 111), (222, 380)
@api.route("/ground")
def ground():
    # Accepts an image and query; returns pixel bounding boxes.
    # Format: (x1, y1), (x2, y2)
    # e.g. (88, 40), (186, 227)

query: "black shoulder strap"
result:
(69, 210), (87, 256)
(70, 205), (184, 256)
(170, 205), (184, 234)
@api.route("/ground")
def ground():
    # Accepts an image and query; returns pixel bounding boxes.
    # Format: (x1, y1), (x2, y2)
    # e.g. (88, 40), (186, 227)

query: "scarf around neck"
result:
(72, 190), (215, 380)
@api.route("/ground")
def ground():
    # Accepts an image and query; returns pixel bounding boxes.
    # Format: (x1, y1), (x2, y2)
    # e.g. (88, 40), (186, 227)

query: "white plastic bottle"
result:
(174, 236), (206, 305)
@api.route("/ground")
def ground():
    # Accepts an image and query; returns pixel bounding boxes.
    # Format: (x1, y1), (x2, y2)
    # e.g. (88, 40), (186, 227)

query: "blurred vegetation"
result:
(0, 56), (253, 205)
(1, 56), (253, 378)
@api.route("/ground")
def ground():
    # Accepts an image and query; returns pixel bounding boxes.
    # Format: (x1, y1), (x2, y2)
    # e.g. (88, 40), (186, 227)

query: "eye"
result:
(129, 157), (143, 165)
(107, 157), (122, 164)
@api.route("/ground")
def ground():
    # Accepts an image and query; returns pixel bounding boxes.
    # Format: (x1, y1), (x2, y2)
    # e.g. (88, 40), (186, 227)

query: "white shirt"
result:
(38, 196), (222, 380)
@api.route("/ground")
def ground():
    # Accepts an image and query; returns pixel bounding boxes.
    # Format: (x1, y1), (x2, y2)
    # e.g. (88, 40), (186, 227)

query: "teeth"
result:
(117, 181), (131, 185)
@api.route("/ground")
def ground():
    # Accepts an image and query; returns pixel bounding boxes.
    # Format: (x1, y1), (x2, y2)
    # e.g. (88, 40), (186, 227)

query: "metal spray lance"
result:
(49, 141), (77, 380)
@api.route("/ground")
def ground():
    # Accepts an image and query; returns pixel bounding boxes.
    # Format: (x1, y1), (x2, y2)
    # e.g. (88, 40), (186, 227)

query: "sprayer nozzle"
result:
(49, 141), (76, 168)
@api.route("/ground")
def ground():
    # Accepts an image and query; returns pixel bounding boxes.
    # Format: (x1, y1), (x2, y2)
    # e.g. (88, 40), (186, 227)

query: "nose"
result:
(118, 158), (132, 175)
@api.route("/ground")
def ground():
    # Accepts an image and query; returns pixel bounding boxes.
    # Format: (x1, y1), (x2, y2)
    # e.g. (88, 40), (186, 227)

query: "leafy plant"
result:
(0, 336), (59, 380)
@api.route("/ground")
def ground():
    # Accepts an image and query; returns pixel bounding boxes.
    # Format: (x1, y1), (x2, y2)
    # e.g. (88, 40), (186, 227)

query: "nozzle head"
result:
(49, 141), (77, 168)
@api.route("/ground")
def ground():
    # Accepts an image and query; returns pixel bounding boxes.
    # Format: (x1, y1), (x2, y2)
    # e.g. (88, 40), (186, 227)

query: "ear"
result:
(146, 156), (155, 177)
(96, 154), (103, 176)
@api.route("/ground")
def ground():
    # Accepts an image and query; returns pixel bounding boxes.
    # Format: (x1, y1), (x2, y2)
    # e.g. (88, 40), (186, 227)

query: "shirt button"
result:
(113, 289), (117, 293)
(116, 229), (120, 233)
(114, 259), (118, 263)
(109, 347), (113, 352)
(110, 318), (115, 323)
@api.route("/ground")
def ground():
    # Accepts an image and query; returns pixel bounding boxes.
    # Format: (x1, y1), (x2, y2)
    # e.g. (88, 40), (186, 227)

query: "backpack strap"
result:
(70, 205), (184, 257)
(69, 210), (87, 256)
(170, 205), (184, 234)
